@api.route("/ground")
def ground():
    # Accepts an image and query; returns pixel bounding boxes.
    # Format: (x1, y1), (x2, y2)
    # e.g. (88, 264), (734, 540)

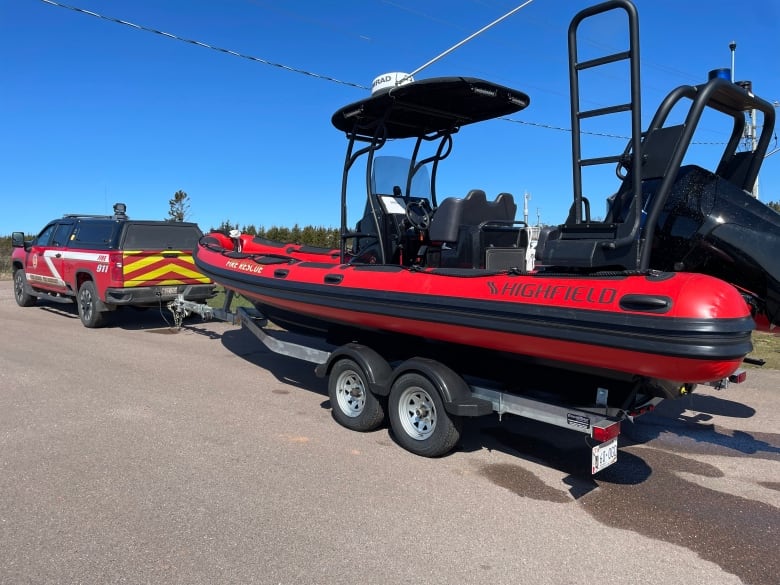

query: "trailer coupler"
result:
(167, 291), (238, 328)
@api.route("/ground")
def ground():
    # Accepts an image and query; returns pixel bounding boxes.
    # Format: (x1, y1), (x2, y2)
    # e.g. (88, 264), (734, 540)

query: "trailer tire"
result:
(77, 281), (107, 328)
(328, 358), (385, 432)
(388, 372), (462, 457)
(13, 269), (37, 307)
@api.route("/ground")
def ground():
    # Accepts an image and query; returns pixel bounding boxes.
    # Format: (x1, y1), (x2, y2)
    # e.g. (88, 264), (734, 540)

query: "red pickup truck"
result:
(11, 203), (215, 327)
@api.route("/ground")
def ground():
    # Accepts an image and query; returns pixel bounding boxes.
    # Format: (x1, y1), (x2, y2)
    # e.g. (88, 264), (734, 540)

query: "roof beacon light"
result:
(113, 202), (128, 219)
(371, 72), (414, 95)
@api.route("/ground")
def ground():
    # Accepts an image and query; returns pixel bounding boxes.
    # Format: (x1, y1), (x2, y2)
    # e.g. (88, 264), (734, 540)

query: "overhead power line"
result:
(37, 0), (724, 146)
(502, 118), (726, 145)
(502, 117), (629, 139)
(38, 0), (369, 90)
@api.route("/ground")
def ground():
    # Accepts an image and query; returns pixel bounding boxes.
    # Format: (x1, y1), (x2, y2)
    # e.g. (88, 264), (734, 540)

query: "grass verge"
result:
(747, 330), (780, 370)
(207, 287), (255, 311)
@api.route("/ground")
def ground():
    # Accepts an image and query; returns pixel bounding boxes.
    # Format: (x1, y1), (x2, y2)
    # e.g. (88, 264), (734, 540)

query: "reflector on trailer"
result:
(729, 369), (747, 384)
(592, 420), (620, 442)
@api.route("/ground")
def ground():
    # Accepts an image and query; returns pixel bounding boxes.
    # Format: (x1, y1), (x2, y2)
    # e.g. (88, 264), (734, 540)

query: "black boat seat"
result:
(602, 124), (687, 225)
(427, 190), (522, 269)
(534, 226), (555, 263)
(539, 125), (689, 271)
(429, 190), (516, 243)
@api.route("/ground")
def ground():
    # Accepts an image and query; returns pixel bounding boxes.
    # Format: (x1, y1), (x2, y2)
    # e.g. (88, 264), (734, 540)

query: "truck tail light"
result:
(592, 420), (620, 442)
(110, 253), (124, 282)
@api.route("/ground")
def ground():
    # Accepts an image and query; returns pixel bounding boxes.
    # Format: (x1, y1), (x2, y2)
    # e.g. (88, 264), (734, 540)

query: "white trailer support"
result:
(169, 293), (743, 474)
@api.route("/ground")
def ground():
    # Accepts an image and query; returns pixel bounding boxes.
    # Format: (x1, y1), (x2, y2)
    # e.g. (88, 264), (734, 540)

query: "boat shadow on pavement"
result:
(219, 326), (330, 394)
(623, 391), (780, 457)
(217, 325), (658, 492)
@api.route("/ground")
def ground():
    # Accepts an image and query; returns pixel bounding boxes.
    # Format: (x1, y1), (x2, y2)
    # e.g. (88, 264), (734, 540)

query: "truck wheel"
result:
(388, 372), (462, 457)
(77, 281), (106, 328)
(13, 269), (37, 307)
(328, 358), (385, 432)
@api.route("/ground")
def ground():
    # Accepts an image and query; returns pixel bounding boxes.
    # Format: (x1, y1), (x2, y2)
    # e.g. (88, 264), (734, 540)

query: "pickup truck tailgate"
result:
(122, 250), (211, 287)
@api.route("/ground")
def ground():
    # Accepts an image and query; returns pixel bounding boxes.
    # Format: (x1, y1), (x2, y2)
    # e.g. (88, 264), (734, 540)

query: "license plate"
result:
(591, 438), (618, 474)
(158, 286), (178, 296)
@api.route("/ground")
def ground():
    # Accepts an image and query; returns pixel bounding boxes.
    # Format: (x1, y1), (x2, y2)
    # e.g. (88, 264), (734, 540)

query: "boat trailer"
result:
(169, 292), (746, 474)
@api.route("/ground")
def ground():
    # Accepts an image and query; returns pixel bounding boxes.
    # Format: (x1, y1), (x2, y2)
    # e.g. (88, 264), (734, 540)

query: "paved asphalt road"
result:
(1, 284), (778, 585)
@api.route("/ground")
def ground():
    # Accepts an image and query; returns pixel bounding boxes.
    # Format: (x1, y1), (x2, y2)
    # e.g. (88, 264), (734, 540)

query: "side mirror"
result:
(11, 232), (26, 248)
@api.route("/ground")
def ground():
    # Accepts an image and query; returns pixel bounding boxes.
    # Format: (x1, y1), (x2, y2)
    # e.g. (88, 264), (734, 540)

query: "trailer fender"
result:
(315, 343), (392, 396)
(391, 358), (493, 417)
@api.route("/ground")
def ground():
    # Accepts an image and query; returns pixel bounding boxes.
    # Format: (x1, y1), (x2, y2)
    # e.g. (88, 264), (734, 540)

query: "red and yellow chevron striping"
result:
(122, 251), (211, 286)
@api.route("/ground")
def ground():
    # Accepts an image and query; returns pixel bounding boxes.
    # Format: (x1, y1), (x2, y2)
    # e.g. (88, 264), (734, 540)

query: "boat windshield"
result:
(370, 156), (432, 200)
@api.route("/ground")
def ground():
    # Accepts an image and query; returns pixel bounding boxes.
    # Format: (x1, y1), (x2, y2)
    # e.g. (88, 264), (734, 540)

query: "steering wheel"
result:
(616, 144), (633, 180)
(616, 157), (631, 180)
(405, 200), (432, 230)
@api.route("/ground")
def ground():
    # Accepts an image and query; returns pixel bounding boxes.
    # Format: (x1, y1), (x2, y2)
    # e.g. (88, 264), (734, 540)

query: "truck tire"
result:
(388, 372), (462, 457)
(13, 269), (37, 307)
(328, 358), (385, 432)
(77, 281), (107, 328)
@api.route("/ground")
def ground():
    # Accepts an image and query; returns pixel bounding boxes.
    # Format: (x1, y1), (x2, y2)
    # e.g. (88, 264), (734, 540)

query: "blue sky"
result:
(2, 0), (778, 236)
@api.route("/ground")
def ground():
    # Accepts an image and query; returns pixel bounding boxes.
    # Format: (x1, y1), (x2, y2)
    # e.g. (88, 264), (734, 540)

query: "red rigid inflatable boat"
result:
(194, 1), (778, 407)
(195, 231), (753, 391)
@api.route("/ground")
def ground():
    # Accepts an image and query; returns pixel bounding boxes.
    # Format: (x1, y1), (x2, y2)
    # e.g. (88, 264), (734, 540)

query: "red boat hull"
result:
(195, 233), (753, 385)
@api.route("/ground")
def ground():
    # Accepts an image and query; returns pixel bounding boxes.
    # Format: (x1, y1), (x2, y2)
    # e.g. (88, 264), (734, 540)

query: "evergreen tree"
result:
(290, 223), (302, 244)
(214, 219), (239, 233)
(167, 190), (191, 222)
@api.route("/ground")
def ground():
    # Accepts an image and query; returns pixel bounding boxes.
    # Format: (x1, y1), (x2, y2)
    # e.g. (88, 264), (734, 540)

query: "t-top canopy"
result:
(331, 76), (530, 139)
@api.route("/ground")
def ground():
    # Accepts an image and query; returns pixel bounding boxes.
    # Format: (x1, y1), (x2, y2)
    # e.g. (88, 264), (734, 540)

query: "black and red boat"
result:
(194, 0), (778, 408)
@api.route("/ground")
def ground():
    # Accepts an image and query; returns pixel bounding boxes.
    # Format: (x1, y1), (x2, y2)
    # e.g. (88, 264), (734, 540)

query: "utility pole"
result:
(731, 41), (759, 198)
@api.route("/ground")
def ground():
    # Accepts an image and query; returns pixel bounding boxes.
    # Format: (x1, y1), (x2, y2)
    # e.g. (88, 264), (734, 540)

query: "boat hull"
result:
(194, 234), (753, 386)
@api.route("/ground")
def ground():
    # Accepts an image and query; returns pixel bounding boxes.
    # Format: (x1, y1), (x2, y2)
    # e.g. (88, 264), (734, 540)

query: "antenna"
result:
(403, 0), (535, 82)
(523, 191), (531, 225)
(729, 41), (736, 82)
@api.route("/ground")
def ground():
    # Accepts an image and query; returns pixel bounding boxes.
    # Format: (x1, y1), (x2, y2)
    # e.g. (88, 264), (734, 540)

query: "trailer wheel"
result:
(388, 372), (462, 457)
(13, 269), (37, 307)
(328, 358), (385, 432)
(77, 281), (107, 328)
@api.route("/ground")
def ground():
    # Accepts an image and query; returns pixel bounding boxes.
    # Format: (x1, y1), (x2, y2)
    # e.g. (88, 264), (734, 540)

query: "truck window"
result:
(71, 220), (119, 250)
(51, 222), (74, 247)
(122, 224), (202, 250)
(33, 224), (57, 247)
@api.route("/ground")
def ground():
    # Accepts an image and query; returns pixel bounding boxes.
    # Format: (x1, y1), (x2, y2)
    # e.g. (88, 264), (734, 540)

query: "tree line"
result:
(211, 220), (340, 249)
(173, 191), (340, 248)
